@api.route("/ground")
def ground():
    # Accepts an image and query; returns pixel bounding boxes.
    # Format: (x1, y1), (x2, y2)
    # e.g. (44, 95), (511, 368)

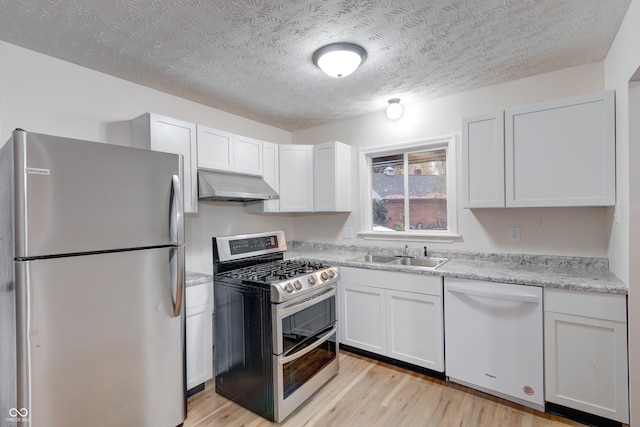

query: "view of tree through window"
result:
(371, 149), (447, 231)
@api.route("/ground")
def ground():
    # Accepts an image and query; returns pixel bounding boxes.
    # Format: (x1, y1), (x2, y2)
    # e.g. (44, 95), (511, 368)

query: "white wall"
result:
(604, 0), (640, 423)
(0, 40), (294, 273)
(291, 62), (611, 258)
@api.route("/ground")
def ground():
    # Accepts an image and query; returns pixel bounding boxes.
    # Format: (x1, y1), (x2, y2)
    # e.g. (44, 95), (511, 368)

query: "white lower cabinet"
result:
(186, 281), (213, 392)
(544, 288), (629, 423)
(340, 267), (444, 372)
(341, 283), (386, 354)
(386, 290), (442, 368)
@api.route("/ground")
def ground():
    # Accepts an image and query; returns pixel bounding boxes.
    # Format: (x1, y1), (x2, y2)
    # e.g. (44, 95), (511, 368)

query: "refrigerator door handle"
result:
(171, 246), (185, 317)
(170, 174), (184, 245)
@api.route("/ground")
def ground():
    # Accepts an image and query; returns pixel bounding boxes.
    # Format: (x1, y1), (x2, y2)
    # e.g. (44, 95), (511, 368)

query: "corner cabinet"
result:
(186, 281), (214, 393)
(461, 91), (615, 208)
(277, 141), (352, 213)
(340, 267), (444, 372)
(544, 288), (629, 423)
(131, 113), (198, 213)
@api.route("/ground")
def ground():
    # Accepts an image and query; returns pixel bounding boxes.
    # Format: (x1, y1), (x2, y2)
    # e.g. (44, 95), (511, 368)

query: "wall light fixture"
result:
(386, 98), (403, 120)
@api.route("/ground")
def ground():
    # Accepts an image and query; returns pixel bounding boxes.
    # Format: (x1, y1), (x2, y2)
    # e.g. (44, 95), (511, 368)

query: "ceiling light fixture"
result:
(312, 42), (367, 78)
(386, 98), (403, 120)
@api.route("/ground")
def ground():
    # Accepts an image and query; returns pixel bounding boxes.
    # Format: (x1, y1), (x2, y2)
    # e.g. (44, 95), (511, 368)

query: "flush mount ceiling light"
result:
(386, 98), (403, 120)
(312, 42), (367, 78)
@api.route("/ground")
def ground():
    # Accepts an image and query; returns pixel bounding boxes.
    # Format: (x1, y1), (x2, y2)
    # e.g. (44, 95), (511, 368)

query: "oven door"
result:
(272, 284), (339, 422)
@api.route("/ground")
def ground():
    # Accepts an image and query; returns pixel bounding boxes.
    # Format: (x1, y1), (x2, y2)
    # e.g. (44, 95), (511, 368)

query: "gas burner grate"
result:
(219, 260), (326, 284)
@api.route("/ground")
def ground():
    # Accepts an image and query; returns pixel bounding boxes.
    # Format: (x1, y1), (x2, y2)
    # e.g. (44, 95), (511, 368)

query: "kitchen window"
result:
(358, 136), (458, 238)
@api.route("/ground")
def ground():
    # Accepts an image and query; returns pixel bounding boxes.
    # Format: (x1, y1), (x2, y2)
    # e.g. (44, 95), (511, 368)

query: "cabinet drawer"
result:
(544, 288), (626, 322)
(186, 282), (213, 309)
(341, 267), (442, 296)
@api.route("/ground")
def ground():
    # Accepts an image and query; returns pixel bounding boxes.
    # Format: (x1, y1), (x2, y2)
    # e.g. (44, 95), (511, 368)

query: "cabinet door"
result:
(197, 125), (234, 172)
(233, 135), (263, 176)
(461, 112), (505, 208)
(279, 145), (313, 212)
(544, 289), (628, 423)
(314, 141), (351, 212)
(386, 290), (443, 371)
(262, 141), (280, 212)
(186, 282), (213, 391)
(340, 283), (386, 354)
(505, 91), (615, 207)
(244, 141), (279, 213)
(132, 113), (198, 213)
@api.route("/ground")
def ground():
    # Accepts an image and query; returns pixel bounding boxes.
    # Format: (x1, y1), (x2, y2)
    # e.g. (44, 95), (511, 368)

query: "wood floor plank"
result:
(184, 350), (585, 427)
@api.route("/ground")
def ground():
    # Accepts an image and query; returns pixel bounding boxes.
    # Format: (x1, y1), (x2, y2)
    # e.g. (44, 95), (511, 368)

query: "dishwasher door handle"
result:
(447, 283), (540, 304)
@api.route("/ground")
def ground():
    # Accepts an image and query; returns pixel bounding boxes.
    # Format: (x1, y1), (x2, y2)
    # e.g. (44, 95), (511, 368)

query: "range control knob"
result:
(321, 271), (329, 281)
(294, 280), (303, 290)
(308, 275), (317, 285)
(327, 269), (336, 278)
(284, 282), (294, 293)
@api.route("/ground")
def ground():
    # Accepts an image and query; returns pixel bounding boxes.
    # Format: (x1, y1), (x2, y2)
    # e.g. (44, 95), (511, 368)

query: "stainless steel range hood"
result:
(197, 169), (279, 202)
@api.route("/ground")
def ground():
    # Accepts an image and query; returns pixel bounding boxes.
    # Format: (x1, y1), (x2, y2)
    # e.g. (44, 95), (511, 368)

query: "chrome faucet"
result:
(404, 244), (409, 256)
(424, 246), (428, 257)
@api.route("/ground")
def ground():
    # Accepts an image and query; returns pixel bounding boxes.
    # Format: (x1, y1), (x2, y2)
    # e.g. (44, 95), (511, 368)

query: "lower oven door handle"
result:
(279, 324), (338, 365)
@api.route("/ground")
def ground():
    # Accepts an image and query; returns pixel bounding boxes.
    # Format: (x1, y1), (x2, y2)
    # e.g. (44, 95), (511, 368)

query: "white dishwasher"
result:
(444, 278), (544, 411)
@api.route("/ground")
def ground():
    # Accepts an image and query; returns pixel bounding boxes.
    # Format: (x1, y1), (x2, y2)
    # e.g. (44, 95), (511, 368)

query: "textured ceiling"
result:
(0, 0), (631, 132)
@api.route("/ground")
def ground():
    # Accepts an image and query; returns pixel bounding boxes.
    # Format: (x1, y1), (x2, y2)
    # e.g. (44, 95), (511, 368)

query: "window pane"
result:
(407, 149), (447, 230)
(371, 154), (404, 231)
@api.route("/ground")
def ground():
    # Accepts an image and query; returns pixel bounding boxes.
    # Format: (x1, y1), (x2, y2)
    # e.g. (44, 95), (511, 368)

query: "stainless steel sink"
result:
(348, 254), (448, 269)
(348, 254), (399, 263)
(391, 257), (449, 269)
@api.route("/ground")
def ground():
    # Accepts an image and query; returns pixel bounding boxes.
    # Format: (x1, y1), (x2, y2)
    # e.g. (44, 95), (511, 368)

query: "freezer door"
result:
(15, 247), (185, 427)
(13, 131), (184, 258)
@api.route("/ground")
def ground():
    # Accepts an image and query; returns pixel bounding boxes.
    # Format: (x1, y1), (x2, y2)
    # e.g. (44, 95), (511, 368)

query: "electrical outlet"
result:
(508, 227), (521, 242)
(342, 227), (354, 239)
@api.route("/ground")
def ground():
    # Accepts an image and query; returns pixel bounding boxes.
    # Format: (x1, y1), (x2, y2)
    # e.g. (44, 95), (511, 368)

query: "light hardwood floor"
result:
(184, 350), (584, 427)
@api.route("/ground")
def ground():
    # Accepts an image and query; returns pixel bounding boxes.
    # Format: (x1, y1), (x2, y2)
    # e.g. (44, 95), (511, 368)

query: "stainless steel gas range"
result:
(212, 230), (339, 422)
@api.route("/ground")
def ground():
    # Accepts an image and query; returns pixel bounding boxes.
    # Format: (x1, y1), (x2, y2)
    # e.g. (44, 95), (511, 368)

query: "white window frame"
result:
(358, 135), (458, 240)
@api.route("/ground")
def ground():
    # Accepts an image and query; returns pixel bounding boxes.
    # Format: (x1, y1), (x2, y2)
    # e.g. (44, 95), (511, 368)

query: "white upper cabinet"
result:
(461, 112), (505, 208)
(233, 135), (263, 176)
(244, 141), (280, 213)
(279, 145), (314, 212)
(313, 141), (351, 212)
(506, 91), (615, 207)
(277, 142), (352, 213)
(197, 125), (263, 176)
(196, 126), (233, 172)
(461, 91), (615, 208)
(131, 113), (198, 213)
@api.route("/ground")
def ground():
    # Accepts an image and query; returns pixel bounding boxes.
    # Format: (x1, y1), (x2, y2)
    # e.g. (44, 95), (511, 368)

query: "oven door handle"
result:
(279, 324), (338, 365)
(277, 285), (336, 319)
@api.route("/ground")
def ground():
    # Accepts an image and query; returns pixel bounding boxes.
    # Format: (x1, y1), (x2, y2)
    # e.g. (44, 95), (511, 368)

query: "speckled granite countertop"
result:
(285, 242), (627, 295)
(186, 271), (213, 287)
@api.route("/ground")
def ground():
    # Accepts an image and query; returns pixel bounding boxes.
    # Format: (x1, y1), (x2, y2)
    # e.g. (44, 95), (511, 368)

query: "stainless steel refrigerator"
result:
(0, 130), (186, 427)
